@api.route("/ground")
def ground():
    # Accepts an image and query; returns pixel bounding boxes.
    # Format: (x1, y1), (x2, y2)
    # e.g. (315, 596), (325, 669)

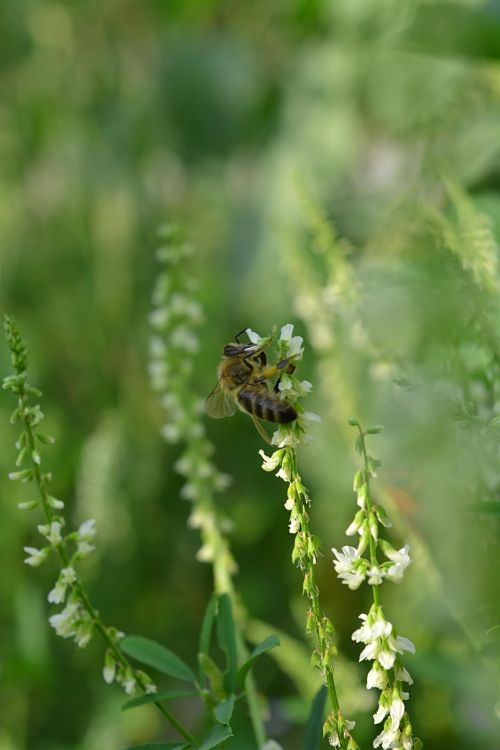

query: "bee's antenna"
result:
(234, 328), (249, 343)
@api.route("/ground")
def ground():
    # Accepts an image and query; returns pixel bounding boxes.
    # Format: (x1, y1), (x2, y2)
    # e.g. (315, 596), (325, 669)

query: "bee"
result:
(205, 332), (297, 442)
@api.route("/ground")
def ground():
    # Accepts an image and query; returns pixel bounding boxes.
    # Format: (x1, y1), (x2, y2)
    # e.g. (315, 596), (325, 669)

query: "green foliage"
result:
(2, 1), (500, 748)
(120, 637), (197, 684)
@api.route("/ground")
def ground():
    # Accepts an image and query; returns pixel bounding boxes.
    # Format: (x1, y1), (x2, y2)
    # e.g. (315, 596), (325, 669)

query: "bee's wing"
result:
(204, 380), (237, 419)
(250, 414), (271, 444)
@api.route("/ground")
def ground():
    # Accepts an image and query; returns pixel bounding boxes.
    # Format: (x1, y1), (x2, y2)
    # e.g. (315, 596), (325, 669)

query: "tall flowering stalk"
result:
(333, 420), (421, 750)
(2, 315), (196, 745)
(258, 324), (357, 750)
(148, 224), (267, 747)
(149, 224), (236, 594)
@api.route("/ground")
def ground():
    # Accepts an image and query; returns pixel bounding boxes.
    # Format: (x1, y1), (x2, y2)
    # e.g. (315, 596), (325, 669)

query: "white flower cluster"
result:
(249, 324), (320, 449)
(353, 606), (416, 749)
(332, 468), (411, 591)
(102, 644), (156, 696)
(149, 228), (204, 443)
(33, 518), (98, 647)
(334, 425), (420, 750)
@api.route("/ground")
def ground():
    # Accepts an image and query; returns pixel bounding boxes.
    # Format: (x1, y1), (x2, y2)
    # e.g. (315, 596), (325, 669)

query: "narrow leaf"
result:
(199, 594), (218, 683)
(124, 744), (189, 750)
(214, 694), (235, 725)
(216, 594), (237, 691)
(303, 685), (327, 750)
(237, 634), (280, 687)
(122, 689), (198, 711)
(199, 724), (233, 750)
(121, 636), (196, 683)
(198, 653), (225, 700)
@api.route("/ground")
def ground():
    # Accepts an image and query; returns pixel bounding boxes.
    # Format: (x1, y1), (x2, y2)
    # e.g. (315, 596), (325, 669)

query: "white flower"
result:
(332, 546), (359, 573)
(259, 449), (283, 472)
(197, 543), (214, 562)
(356, 483), (368, 509)
(38, 521), (63, 546)
(394, 635), (416, 655)
(378, 644), (397, 670)
(74, 618), (94, 648)
(48, 566), (76, 604)
(289, 514), (300, 534)
(332, 546), (366, 590)
(276, 464), (292, 482)
(373, 703), (389, 724)
(103, 650), (117, 684)
(214, 472), (232, 491)
(271, 427), (299, 447)
(103, 661), (116, 684)
(284, 496), (294, 513)
(368, 566), (385, 585)
(23, 546), (48, 567)
(345, 510), (364, 536)
(301, 411), (321, 424)
(297, 379), (313, 395)
(49, 602), (80, 638)
(374, 726), (399, 749)
(390, 696), (405, 731)
(279, 324), (304, 359)
(385, 545), (412, 583)
(277, 374), (294, 394)
(77, 540), (95, 558)
(367, 662), (389, 690)
(246, 328), (265, 344)
(261, 742), (285, 750)
(394, 664), (414, 685)
(359, 641), (379, 662)
(161, 423), (181, 443)
(77, 519), (96, 541)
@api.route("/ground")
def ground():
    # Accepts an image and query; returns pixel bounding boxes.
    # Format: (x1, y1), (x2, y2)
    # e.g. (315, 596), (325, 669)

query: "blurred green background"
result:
(1, 1), (499, 748)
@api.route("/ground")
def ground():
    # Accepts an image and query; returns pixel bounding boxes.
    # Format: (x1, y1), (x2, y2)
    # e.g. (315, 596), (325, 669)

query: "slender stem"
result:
(287, 447), (345, 745)
(17, 381), (197, 746)
(212, 544), (266, 748)
(358, 427), (380, 609)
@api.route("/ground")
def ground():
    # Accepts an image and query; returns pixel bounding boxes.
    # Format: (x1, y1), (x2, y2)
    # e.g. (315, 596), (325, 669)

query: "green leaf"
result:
(216, 594), (237, 691)
(121, 636), (196, 683)
(124, 744), (190, 750)
(198, 724), (233, 750)
(347, 417), (359, 427)
(366, 424), (384, 434)
(199, 595), (218, 683)
(213, 694), (235, 725)
(354, 434), (364, 457)
(122, 689), (199, 711)
(237, 634), (280, 687)
(303, 685), (327, 750)
(198, 653), (225, 700)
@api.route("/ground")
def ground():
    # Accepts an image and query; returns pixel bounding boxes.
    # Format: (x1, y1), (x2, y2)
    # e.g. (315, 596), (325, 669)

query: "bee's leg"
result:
(255, 357), (296, 385)
(273, 358), (296, 392)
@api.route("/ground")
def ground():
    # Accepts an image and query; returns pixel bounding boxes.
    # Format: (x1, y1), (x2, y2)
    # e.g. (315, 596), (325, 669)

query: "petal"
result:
(279, 324), (294, 341)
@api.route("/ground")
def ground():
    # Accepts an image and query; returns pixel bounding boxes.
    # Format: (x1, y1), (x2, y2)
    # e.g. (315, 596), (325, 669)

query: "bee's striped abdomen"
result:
(238, 388), (297, 424)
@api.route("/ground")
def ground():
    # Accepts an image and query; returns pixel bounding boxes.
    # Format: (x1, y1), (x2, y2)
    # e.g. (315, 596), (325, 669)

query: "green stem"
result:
(287, 447), (346, 747)
(212, 544), (266, 748)
(358, 427), (380, 610)
(17, 381), (197, 747)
